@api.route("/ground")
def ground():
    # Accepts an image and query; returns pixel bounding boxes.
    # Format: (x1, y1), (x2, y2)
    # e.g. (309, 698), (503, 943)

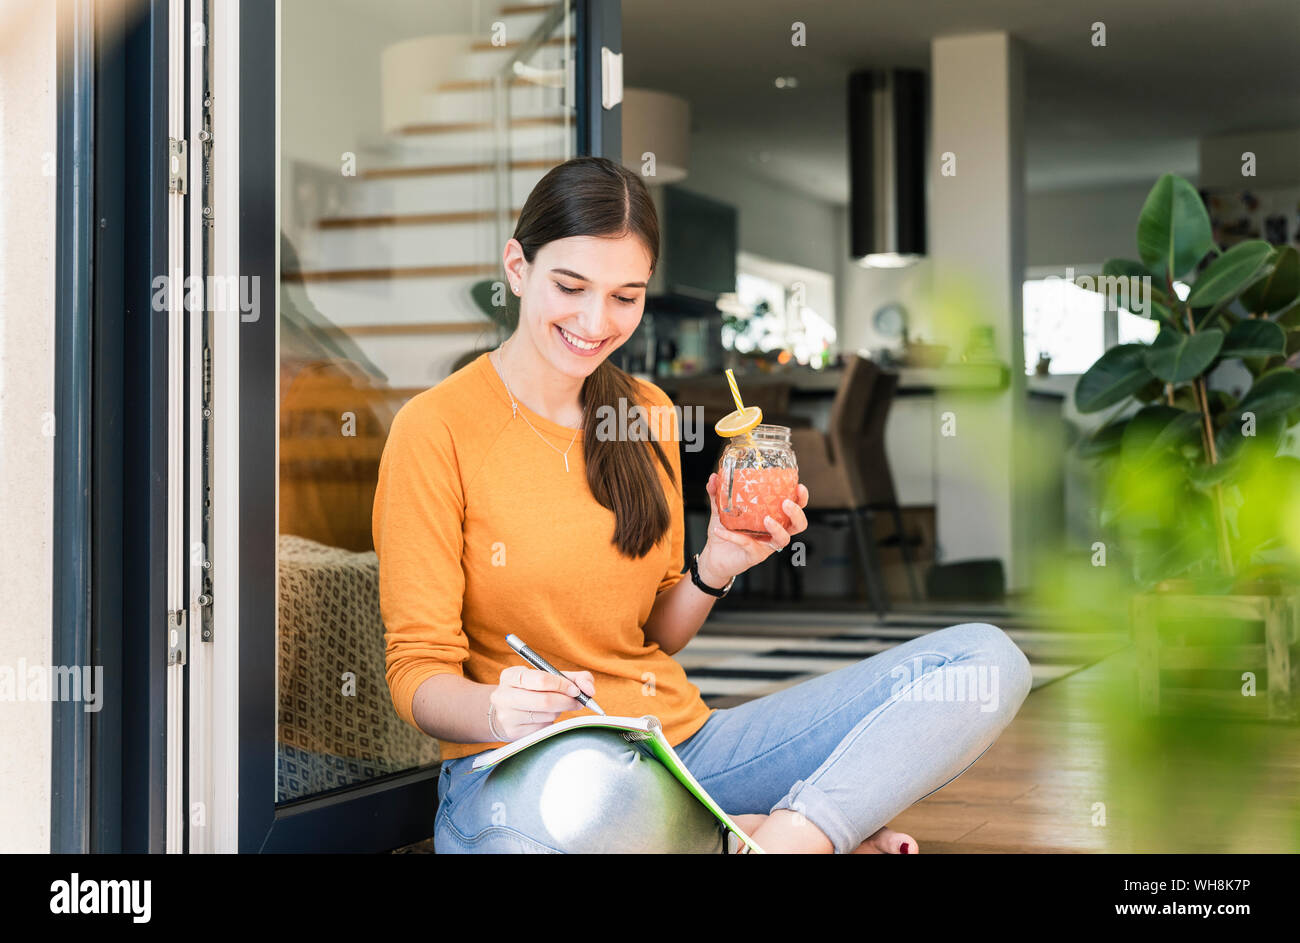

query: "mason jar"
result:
(715, 424), (800, 538)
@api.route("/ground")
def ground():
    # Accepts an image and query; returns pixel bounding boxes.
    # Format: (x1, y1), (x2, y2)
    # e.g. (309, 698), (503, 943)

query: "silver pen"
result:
(505, 633), (606, 715)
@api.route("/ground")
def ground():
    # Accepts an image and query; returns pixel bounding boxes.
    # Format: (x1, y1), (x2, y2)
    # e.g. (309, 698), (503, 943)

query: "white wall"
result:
(674, 141), (840, 290)
(1025, 181), (1169, 268)
(928, 32), (1029, 589)
(837, 179), (1187, 357)
(0, 0), (56, 853)
(835, 235), (934, 356)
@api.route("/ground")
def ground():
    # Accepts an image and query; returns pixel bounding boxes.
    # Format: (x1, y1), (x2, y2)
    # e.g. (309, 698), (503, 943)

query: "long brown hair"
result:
(510, 156), (677, 559)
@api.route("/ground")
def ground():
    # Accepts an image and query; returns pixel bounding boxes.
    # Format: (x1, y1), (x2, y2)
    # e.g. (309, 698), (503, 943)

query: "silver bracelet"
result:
(487, 702), (508, 741)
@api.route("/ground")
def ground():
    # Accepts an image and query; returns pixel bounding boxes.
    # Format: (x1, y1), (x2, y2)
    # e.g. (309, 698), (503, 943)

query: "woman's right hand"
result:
(490, 666), (597, 741)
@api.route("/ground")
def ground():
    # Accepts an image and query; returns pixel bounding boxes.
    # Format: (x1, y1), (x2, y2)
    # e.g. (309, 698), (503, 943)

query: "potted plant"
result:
(1072, 172), (1300, 720)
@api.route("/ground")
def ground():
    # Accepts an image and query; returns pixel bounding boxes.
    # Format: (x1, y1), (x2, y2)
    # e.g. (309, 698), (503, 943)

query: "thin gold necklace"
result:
(491, 340), (584, 473)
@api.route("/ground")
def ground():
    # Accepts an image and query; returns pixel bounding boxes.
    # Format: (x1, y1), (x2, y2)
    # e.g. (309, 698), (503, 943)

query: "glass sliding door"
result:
(230, 0), (619, 852)
(275, 0), (580, 804)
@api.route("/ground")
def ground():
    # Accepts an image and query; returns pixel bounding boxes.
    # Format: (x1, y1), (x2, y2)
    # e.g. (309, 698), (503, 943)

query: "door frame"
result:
(52, 0), (173, 853)
(231, 0), (623, 853)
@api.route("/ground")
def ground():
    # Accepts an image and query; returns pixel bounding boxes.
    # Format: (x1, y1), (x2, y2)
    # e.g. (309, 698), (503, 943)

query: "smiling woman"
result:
(376, 156), (828, 853)
(492, 156), (671, 557)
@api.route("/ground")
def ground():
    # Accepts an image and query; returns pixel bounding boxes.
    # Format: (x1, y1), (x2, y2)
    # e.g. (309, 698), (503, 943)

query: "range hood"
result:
(848, 69), (928, 267)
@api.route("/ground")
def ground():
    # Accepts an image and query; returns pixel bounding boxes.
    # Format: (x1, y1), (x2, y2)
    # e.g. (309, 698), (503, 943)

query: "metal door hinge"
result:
(168, 609), (187, 665)
(168, 138), (188, 194)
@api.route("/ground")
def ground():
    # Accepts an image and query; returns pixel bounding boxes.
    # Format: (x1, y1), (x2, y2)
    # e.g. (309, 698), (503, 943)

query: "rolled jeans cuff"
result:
(769, 778), (859, 855)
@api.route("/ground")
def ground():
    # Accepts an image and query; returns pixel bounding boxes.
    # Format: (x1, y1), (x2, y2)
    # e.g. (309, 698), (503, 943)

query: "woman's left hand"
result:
(696, 472), (810, 588)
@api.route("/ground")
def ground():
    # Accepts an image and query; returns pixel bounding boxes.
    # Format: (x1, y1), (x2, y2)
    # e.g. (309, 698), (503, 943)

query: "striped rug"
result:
(678, 605), (1130, 709)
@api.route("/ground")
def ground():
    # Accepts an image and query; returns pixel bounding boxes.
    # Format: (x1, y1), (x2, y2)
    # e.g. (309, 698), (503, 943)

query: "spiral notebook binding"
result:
(619, 715), (660, 743)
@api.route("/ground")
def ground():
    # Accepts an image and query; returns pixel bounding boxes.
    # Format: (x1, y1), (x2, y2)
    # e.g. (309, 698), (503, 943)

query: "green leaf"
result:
(1185, 240), (1273, 307)
(1132, 533), (1204, 587)
(1193, 304), (1222, 330)
(1187, 459), (1237, 491)
(1236, 369), (1300, 422)
(1076, 420), (1128, 458)
(1120, 405), (1201, 465)
(470, 279), (517, 331)
(1171, 385), (1199, 411)
(1099, 259), (1169, 308)
(1213, 371), (1300, 460)
(1150, 299), (1179, 325)
(1205, 389), (1238, 413)
(1151, 409), (1203, 453)
(1219, 318), (1286, 359)
(1142, 328), (1224, 383)
(1102, 258), (1157, 282)
(1215, 410), (1287, 463)
(1136, 174), (1215, 282)
(1075, 343), (1155, 412)
(1241, 246), (1300, 316)
(1276, 301), (1300, 329)
(1132, 377), (1166, 403)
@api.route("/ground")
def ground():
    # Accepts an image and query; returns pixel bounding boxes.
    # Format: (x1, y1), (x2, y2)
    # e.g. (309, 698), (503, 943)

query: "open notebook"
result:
(470, 714), (766, 853)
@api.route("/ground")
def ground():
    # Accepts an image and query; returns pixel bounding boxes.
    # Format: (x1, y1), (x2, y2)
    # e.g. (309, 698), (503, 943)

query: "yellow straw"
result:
(724, 369), (764, 467)
(725, 369), (746, 413)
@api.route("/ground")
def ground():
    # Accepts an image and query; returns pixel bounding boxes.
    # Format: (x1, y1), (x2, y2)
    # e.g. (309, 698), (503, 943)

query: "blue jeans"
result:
(433, 622), (1033, 853)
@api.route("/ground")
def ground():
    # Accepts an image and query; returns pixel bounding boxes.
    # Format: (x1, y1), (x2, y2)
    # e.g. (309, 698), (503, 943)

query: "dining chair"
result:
(787, 354), (922, 616)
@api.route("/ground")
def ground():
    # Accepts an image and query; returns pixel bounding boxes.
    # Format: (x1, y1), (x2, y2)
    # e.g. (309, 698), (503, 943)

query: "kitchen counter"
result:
(652, 360), (1064, 516)
(652, 360), (1012, 396)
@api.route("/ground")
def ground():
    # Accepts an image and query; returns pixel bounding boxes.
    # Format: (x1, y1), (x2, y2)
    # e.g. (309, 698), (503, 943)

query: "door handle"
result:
(601, 47), (623, 110)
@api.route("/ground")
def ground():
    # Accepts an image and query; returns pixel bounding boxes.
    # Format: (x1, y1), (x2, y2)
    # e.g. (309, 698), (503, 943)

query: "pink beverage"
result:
(718, 465), (800, 538)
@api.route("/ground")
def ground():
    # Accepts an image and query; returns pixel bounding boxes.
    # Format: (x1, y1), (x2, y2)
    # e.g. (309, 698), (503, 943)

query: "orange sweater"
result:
(373, 352), (716, 761)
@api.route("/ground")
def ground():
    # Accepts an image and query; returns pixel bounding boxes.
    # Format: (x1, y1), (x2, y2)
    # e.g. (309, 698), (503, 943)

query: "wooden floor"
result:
(395, 621), (1300, 854)
(894, 643), (1300, 853)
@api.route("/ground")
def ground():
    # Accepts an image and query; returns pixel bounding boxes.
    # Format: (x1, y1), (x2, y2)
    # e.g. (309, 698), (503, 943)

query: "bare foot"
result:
(851, 824), (918, 854)
(727, 814), (768, 852)
(727, 813), (917, 854)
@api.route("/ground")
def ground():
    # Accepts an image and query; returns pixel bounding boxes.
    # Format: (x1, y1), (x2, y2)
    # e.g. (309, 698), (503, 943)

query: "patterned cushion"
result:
(277, 534), (440, 801)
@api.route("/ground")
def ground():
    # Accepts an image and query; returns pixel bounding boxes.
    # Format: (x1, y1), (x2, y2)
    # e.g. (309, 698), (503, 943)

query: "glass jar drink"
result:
(716, 424), (799, 538)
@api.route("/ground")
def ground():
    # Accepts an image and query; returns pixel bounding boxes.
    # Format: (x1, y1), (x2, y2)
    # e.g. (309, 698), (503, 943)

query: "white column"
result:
(928, 33), (1029, 592)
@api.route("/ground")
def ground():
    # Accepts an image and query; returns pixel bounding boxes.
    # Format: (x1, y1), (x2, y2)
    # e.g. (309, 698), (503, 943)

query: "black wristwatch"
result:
(690, 552), (735, 597)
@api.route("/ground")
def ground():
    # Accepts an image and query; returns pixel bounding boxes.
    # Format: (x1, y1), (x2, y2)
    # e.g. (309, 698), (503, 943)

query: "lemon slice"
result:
(715, 405), (763, 437)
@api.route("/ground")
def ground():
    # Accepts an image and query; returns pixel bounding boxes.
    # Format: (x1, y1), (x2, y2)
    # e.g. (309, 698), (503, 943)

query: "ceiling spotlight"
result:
(774, 76), (798, 89)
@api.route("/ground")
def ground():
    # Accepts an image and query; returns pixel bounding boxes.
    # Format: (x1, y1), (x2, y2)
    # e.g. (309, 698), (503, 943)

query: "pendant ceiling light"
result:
(621, 88), (691, 185)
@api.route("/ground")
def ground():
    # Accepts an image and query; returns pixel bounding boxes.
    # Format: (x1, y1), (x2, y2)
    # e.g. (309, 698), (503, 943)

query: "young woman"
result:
(373, 156), (1033, 854)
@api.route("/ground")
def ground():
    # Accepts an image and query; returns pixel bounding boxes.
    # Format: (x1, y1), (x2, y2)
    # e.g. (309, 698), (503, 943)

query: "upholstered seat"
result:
(784, 354), (922, 614)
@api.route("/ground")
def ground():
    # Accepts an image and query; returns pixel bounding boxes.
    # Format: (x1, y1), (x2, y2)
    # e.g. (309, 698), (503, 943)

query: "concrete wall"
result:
(1200, 127), (1300, 189)
(0, 0), (56, 853)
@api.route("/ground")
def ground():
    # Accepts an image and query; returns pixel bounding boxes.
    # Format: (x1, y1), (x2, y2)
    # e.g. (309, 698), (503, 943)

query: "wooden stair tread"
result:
(357, 157), (556, 180)
(283, 263), (498, 282)
(435, 76), (537, 92)
(469, 35), (565, 52)
(396, 114), (566, 135)
(317, 322), (496, 337)
(498, 2), (562, 14)
(317, 209), (521, 229)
